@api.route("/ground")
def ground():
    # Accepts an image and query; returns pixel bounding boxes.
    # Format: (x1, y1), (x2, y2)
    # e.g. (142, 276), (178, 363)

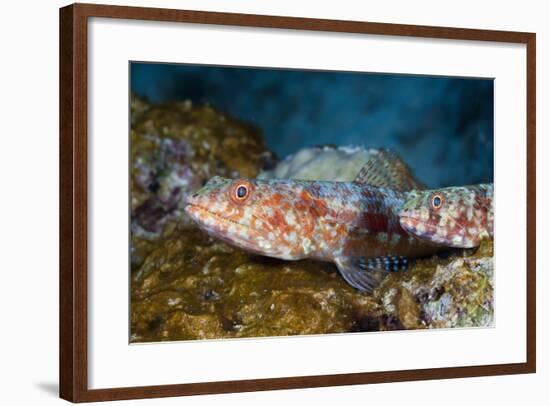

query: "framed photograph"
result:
(59, 3), (536, 402)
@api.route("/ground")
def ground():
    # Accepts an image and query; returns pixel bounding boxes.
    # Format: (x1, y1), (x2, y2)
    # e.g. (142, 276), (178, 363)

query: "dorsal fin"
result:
(354, 150), (424, 192)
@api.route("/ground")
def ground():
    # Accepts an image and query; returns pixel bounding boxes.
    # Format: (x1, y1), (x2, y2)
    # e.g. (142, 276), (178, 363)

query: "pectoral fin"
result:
(334, 255), (413, 293)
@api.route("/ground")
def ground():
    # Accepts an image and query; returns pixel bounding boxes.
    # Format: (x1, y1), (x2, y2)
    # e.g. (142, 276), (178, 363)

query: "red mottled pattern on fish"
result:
(185, 172), (441, 292)
(399, 184), (493, 248)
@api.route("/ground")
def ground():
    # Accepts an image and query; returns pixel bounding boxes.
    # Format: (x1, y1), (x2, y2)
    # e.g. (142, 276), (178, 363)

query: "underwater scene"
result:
(130, 63), (494, 343)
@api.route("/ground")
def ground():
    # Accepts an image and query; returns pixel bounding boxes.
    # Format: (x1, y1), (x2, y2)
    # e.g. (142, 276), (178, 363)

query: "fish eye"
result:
(431, 193), (444, 209)
(231, 180), (252, 203)
(236, 185), (248, 199)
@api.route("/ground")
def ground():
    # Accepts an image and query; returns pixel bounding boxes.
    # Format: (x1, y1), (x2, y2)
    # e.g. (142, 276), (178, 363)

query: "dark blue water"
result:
(131, 63), (493, 188)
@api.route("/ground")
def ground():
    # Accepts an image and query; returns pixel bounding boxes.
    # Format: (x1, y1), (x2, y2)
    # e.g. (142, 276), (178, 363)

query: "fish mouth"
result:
(399, 216), (437, 240)
(184, 203), (263, 243)
(399, 215), (417, 234)
(185, 203), (285, 256)
(399, 215), (453, 247)
(185, 203), (251, 231)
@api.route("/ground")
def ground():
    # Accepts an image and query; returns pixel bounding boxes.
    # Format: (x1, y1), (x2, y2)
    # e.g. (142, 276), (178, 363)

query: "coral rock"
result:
(258, 145), (381, 181)
(130, 96), (276, 267)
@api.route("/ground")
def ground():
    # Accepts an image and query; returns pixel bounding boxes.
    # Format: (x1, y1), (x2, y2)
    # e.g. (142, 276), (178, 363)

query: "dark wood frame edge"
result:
(59, 3), (536, 403)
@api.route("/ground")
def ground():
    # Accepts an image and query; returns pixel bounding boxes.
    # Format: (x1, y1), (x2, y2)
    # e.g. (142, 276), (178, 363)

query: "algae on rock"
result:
(130, 96), (276, 268)
(131, 226), (381, 342)
(375, 240), (494, 330)
(131, 223), (494, 342)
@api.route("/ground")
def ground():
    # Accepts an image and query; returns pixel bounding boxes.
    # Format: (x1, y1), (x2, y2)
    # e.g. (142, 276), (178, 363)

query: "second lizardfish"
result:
(399, 184), (494, 248)
(184, 151), (442, 293)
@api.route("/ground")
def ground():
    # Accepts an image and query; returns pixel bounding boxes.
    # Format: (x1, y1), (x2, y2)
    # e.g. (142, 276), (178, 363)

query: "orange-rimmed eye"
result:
(230, 180), (253, 204)
(431, 193), (444, 210)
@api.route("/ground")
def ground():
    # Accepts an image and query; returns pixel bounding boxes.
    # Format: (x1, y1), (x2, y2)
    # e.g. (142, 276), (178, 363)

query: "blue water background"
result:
(131, 63), (493, 188)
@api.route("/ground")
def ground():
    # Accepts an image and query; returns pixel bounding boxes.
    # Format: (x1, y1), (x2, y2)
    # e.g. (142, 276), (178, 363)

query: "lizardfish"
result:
(399, 184), (493, 248)
(184, 151), (441, 293)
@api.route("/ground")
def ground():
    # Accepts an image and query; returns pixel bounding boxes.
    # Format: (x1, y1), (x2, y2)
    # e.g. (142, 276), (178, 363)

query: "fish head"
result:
(185, 176), (314, 259)
(398, 187), (482, 248)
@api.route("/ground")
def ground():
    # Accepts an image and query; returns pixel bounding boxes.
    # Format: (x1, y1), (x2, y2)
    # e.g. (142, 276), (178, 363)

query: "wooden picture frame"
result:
(59, 3), (536, 402)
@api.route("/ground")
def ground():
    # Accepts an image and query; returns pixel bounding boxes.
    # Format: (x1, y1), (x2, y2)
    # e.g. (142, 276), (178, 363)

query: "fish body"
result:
(185, 152), (442, 292)
(399, 183), (493, 248)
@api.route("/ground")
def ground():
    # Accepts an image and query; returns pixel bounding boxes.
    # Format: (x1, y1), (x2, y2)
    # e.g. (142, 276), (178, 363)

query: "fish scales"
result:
(185, 166), (442, 293)
(399, 183), (494, 248)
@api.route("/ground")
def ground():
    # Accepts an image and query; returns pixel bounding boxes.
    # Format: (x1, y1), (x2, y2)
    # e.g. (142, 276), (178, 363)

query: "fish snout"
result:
(185, 192), (199, 205)
(398, 206), (416, 221)
(398, 213), (420, 236)
(184, 192), (203, 219)
(399, 214), (411, 229)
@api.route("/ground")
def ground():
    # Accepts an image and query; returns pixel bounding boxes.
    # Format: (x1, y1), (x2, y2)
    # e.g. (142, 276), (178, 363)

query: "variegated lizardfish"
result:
(184, 151), (442, 293)
(399, 184), (494, 248)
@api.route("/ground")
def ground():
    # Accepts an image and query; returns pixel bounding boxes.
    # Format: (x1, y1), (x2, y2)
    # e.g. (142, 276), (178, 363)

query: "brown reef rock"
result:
(131, 224), (493, 342)
(130, 96), (275, 267)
